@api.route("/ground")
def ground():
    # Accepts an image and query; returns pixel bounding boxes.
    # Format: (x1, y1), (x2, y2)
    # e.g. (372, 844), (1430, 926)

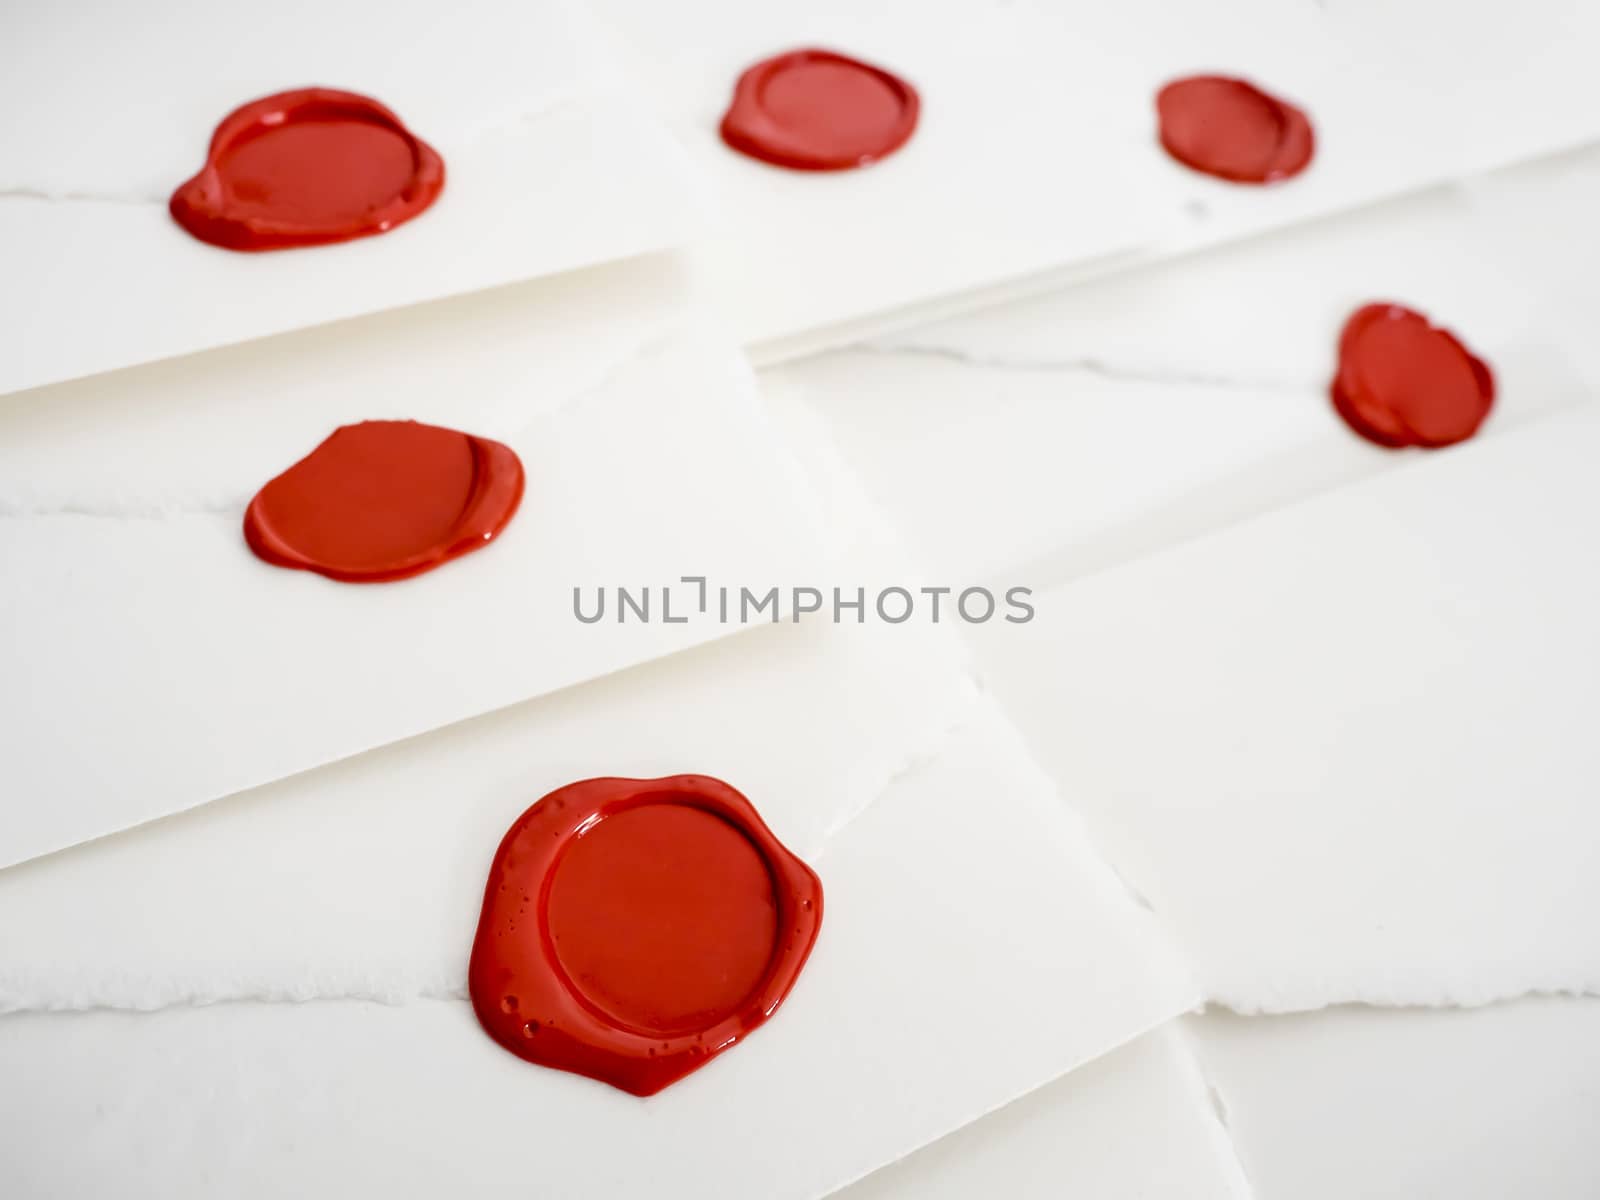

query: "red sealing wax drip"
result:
(720, 48), (919, 171)
(170, 87), (445, 251)
(244, 420), (523, 583)
(1156, 75), (1314, 184)
(1331, 303), (1495, 449)
(469, 775), (823, 1097)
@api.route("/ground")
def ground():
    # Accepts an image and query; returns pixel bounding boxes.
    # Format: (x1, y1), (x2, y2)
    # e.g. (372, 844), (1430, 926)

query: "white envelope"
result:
(772, 159), (1591, 590)
(593, 0), (1600, 362)
(1456, 145), (1600, 368)
(0, 257), (828, 868)
(1076, 0), (1600, 258)
(0, 0), (704, 396)
(0, 612), (1197, 1199)
(591, 0), (1168, 361)
(835, 1024), (1249, 1200)
(1188, 1000), (1600, 1200)
(967, 400), (1600, 1013)
(997, 1), (1600, 347)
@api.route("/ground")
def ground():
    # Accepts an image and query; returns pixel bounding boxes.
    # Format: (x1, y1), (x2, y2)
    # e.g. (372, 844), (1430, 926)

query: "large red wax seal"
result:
(469, 776), (823, 1097)
(243, 420), (523, 583)
(170, 88), (445, 251)
(719, 48), (919, 171)
(1156, 75), (1314, 184)
(1331, 304), (1495, 449)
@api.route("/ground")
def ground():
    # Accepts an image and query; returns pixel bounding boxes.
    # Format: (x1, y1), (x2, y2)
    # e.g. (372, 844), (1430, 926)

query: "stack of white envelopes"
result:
(3, 1), (1599, 1196)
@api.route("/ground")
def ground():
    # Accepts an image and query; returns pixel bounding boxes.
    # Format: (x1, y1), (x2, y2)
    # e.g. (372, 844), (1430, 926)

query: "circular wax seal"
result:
(1156, 75), (1314, 184)
(719, 48), (920, 171)
(170, 87), (445, 251)
(1331, 304), (1495, 449)
(243, 420), (524, 583)
(469, 775), (823, 1097)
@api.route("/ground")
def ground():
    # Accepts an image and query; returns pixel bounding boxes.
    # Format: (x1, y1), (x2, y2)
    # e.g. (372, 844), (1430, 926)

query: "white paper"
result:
(1072, 0), (1600, 261)
(974, 0), (1600, 348)
(0, 616), (972, 1007)
(771, 163), (1590, 589)
(0, 259), (829, 868)
(593, 0), (1600, 362)
(966, 401), (1600, 1013)
(0, 0), (704, 396)
(592, 0), (1168, 359)
(1188, 1000), (1600, 1200)
(835, 1024), (1249, 1200)
(1456, 144), (1600, 379)
(0, 614), (1196, 1199)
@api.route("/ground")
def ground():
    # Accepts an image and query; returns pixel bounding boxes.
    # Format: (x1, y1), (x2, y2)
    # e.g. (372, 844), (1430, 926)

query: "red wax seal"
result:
(170, 88), (445, 251)
(1156, 75), (1314, 184)
(244, 420), (523, 583)
(1331, 303), (1495, 449)
(469, 776), (823, 1097)
(719, 48), (919, 171)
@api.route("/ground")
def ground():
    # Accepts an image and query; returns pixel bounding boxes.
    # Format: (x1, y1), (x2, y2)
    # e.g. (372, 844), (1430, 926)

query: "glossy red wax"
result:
(1331, 304), (1495, 449)
(720, 48), (919, 171)
(1156, 75), (1314, 184)
(170, 88), (444, 251)
(244, 420), (523, 583)
(469, 776), (823, 1097)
